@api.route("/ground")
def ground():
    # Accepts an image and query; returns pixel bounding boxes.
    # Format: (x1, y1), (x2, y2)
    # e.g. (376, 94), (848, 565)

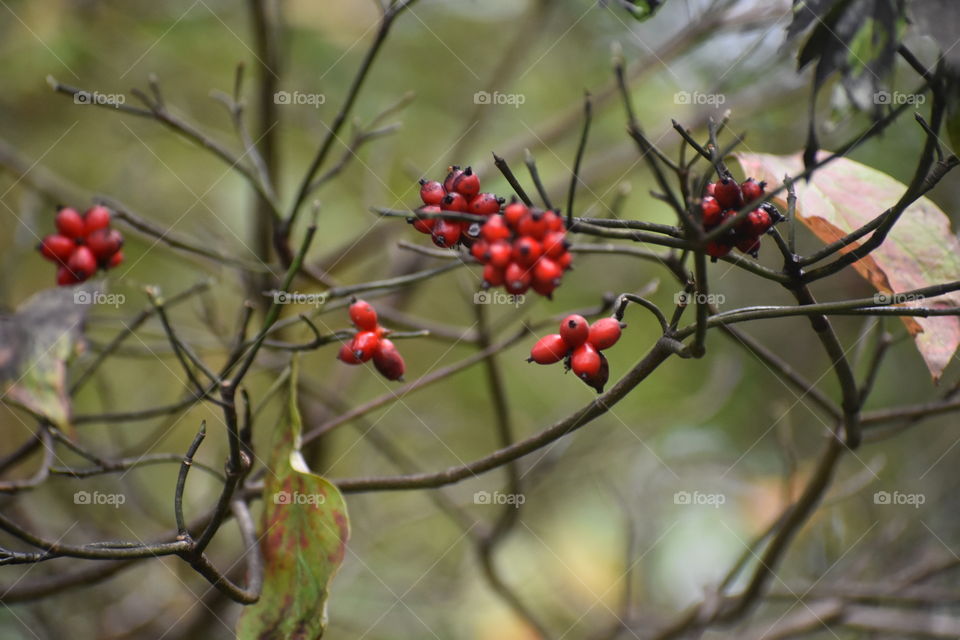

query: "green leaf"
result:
(736, 151), (960, 381)
(236, 357), (350, 640)
(0, 282), (98, 433)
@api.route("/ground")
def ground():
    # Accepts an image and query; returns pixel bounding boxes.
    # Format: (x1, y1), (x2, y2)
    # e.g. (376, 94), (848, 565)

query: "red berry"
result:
(701, 196), (722, 227)
(542, 210), (564, 232)
(338, 343), (363, 365)
(106, 250), (124, 269)
(373, 338), (405, 381)
(705, 241), (732, 258)
(482, 263), (505, 287)
(744, 208), (773, 236)
(431, 219), (461, 247)
(588, 317), (623, 350)
(55, 207), (86, 238)
(442, 166), (463, 192)
(441, 192), (467, 212)
(740, 178), (765, 203)
(451, 166), (480, 197)
(87, 229), (123, 261)
(542, 231), (568, 260)
(419, 179), (445, 205)
(503, 199), (529, 228)
(513, 236), (542, 267)
(517, 211), (549, 240)
(704, 183), (716, 197)
(582, 352), (609, 393)
(531, 276), (558, 297)
(412, 205), (439, 234)
(713, 177), (743, 210)
(56, 265), (81, 286)
(481, 215), (511, 243)
(352, 331), (380, 362)
(707, 208), (738, 237)
(470, 240), (489, 262)
(413, 217), (436, 234)
(504, 262), (530, 294)
(533, 256), (562, 286)
(560, 314), (589, 348)
(468, 192), (502, 216)
(736, 235), (761, 257)
(557, 251), (573, 271)
(486, 241), (512, 268)
(84, 205), (112, 234)
(349, 299), (378, 331)
(570, 342), (601, 380)
(528, 334), (568, 364)
(67, 246), (97, 280)
(38, 234), (76, 263)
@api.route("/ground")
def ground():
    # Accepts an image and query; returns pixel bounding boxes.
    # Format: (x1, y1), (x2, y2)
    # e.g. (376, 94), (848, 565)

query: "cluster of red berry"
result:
(528, 314), (624, 393)
(38, 205), (125, 285)
(336, 299), (405, 381)
(412, 166), (504, 248)
(701, 177), (781, 259)
(469, 200), (573, 298)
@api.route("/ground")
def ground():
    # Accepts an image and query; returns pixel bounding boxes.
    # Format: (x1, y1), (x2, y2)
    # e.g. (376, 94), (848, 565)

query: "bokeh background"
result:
(0, 0), (958, 638)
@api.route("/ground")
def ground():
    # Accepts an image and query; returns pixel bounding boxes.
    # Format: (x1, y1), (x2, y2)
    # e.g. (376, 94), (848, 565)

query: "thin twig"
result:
(566, 92), (592, 225)
(175, 422), (207, 537)
(524, 149), (554, 210)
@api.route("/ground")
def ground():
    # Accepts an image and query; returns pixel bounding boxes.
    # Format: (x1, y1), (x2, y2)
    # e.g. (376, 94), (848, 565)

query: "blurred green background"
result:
(0, 1), (958, 638)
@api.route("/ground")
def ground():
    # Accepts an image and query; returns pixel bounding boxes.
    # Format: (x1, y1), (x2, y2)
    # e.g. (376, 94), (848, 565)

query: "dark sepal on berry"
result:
(761, 202), (784, 225)
(583, 352), (609, 394)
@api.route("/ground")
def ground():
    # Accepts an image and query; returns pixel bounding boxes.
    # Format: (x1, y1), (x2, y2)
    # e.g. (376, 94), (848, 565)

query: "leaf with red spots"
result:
(736, 151), (960, 381)
(236, 357), (350, 640)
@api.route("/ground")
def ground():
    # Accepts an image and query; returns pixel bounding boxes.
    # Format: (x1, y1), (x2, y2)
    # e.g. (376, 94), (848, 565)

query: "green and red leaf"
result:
(236, 357), (350, 640)
(736, 151), (960, 381)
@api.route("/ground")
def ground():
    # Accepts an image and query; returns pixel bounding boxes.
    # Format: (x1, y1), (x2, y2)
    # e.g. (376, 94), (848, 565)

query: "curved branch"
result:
(334, 338), (673, 492)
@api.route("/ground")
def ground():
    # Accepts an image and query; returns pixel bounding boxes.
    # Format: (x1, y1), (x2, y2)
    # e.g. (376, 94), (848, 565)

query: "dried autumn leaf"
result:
(0, 282), (98, 432)
(236, 357), (350, 640)
(735, 151), (960, 381)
